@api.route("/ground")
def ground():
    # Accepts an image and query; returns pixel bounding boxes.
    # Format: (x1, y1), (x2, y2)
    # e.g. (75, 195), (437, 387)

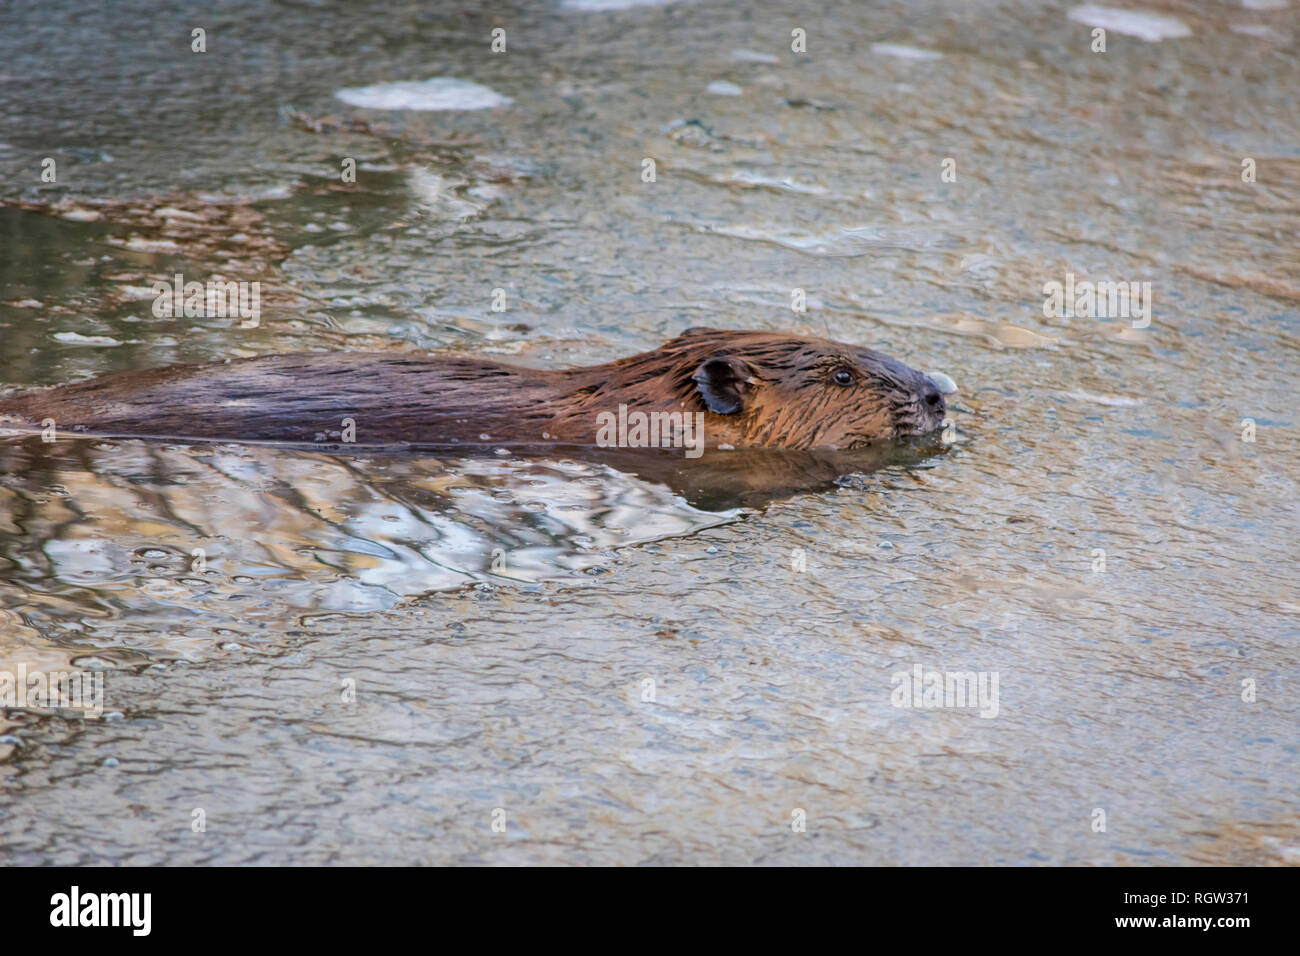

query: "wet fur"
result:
(0, 329), (946, 449)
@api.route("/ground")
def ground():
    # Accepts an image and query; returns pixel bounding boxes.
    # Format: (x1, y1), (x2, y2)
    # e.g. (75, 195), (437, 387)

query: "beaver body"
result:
(0, 329), (949, 450)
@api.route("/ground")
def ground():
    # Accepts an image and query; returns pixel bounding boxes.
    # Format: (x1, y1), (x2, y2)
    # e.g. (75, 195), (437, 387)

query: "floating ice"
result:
(52, 332), (121, 346)
(732, 49), (779, 63)
(335, 77), (512, 111)
(871, 43), (943, 61)
(562, 0), (682, 10)
(1067, 6), (1191, 41)
(1063, 389), (1141, 407)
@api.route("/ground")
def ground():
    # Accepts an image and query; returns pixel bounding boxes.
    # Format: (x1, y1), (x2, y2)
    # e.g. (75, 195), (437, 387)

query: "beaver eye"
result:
(833, 369), (853, 386)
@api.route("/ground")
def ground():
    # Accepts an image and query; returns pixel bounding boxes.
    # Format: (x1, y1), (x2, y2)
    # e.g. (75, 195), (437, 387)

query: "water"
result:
(0, 0), (1296, 864)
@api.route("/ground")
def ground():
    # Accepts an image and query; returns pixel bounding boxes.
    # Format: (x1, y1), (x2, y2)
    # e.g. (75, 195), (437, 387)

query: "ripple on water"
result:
(0, 0), (1295, 867)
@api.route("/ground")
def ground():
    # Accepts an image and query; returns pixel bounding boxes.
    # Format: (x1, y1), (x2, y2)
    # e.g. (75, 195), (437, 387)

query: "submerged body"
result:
(0, 329), (950, 450)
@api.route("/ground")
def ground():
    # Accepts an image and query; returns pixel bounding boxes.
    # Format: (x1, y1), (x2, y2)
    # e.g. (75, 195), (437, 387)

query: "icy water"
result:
(0, 0), (1297, 864)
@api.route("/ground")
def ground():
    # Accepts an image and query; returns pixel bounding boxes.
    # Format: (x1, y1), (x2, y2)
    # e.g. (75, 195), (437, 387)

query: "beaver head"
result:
(621, 328), (952, 449)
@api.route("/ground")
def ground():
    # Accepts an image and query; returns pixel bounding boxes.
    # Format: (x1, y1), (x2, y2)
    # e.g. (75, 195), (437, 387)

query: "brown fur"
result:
(0, 329), (947, 450)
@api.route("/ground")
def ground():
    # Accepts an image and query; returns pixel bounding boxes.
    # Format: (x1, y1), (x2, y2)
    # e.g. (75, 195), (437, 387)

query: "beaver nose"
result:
(923, 387), (945, 413)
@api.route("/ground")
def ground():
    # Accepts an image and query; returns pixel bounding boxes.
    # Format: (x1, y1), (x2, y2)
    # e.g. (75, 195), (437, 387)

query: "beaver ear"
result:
(692, 356), (754, 415)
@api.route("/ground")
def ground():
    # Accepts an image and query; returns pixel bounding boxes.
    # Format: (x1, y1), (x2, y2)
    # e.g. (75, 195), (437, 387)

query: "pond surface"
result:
(0, 0), (1296, 864)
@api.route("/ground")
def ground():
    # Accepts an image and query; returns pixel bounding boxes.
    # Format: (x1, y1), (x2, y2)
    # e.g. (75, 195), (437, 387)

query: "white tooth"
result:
(928, 372), (959, 394)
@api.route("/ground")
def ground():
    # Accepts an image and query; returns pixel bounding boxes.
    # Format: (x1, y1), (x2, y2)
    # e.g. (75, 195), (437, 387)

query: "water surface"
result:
(0, 0), (1296, 865)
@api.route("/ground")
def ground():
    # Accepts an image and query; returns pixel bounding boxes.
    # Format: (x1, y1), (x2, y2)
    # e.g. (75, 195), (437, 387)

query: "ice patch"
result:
(53, 332), (121, 346)
(1063, 389), (1141, 407)
(562, 0), (683, 10)
(871, 43), (943, 61)
(1067, 6), (1191, 41)
(706, 81), (743, 96)
(732, 49), (779, 63)
(335, 78), (511, 111)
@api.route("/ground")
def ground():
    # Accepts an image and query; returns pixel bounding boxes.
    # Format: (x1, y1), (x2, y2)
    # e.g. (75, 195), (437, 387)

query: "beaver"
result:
(0, 328), (952, 452)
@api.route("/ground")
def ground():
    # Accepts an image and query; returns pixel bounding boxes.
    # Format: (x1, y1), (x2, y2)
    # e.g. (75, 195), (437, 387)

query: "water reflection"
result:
(559, 436), (950, 511)
(0, 432), (948, 659)
(0, 434), (945, 655)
